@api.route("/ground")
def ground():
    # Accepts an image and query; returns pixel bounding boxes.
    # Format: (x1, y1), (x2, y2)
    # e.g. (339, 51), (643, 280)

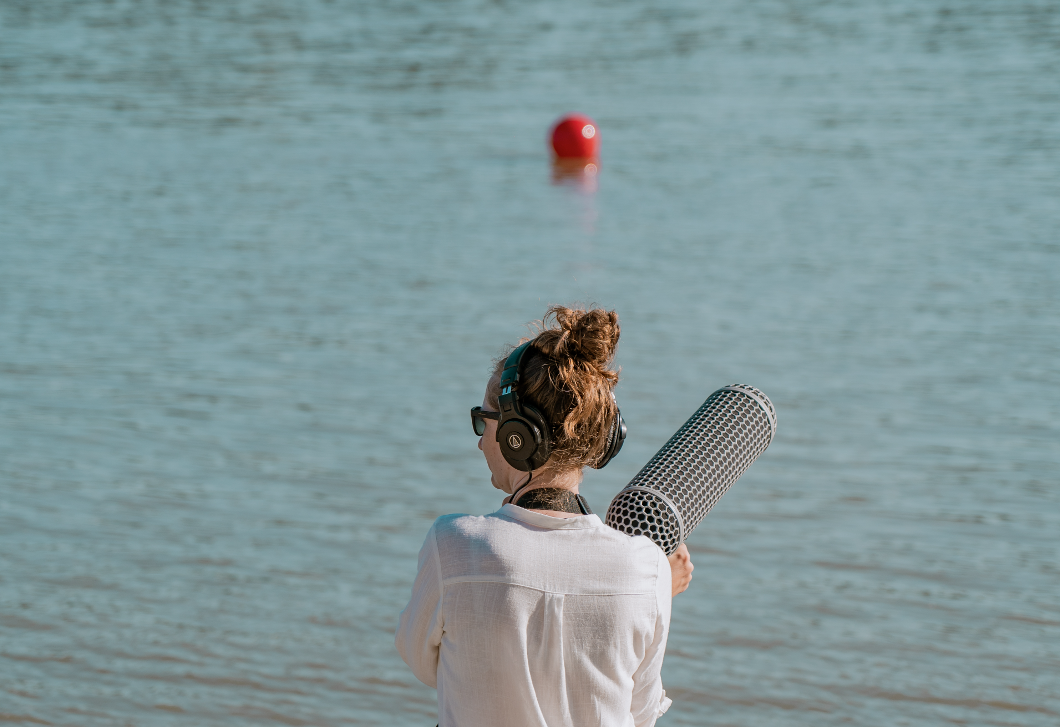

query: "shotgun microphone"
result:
(605, 385), (776, 555)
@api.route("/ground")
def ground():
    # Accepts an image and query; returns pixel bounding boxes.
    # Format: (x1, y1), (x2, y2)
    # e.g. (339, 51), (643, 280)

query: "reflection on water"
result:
(551, 158), (601, 194)
(1, 0), (1058, 725)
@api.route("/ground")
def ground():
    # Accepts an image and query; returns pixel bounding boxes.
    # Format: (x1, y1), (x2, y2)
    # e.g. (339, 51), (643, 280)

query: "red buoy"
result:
(550, 114), (600, 159)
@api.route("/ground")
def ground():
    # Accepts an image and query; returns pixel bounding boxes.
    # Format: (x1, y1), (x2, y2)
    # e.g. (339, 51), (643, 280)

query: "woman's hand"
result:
(668, 544), (693, 597)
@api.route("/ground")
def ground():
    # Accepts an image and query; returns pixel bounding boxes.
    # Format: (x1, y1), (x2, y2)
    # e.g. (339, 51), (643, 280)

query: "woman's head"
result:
(485, 306), (621, 473)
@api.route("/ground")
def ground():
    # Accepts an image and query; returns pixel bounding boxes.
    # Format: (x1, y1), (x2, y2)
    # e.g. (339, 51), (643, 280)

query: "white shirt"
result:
(396, 504), (673, 727)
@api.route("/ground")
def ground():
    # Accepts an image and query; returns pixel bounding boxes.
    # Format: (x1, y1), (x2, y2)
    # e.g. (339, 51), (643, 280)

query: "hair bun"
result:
(492, 305), (621, 471)
(534, 306), (619, 370)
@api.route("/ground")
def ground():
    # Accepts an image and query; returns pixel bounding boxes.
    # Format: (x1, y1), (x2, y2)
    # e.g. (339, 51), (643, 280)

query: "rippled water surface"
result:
(2, 1), (1058, 725)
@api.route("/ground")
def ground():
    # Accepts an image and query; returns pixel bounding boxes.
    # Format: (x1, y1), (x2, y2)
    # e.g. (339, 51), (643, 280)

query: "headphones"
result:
(497, 341), (626, 472)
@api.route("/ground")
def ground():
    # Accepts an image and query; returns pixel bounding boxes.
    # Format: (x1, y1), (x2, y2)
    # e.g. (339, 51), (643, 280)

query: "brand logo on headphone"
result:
(508, 433), (524, 450)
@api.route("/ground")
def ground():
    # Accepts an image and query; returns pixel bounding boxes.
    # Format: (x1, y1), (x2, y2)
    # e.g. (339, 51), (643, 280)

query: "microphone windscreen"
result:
(605, 385), (776, 555)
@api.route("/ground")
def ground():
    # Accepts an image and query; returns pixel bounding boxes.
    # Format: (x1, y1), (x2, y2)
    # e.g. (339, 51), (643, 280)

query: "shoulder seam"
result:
(430, 526), (444, 622)
(656, 548), (668, 624)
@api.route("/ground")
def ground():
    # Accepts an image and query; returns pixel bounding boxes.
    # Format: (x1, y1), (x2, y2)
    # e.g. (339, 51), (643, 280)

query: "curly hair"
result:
(487, 306), (621, 471)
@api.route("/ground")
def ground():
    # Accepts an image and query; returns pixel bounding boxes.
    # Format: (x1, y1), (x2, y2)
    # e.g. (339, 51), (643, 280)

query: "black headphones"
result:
(497, 341), (626, 472)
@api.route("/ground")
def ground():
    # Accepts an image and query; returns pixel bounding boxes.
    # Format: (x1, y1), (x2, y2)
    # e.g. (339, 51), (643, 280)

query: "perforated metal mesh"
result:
(605, 385), (776, 555)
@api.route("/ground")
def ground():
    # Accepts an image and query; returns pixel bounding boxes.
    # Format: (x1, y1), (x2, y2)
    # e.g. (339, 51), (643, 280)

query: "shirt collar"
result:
(498, 503), (604, 530)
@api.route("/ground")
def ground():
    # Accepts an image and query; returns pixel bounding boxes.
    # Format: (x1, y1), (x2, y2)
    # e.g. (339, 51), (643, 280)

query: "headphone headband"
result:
(498, 342), (532, 414)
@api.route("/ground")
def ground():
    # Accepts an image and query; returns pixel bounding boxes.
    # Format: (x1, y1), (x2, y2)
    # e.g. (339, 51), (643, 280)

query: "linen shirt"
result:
(396, 504), (673, 727)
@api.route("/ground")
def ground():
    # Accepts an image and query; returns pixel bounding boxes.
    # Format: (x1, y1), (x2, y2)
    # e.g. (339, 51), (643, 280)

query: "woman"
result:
(396, 306), (693, 727)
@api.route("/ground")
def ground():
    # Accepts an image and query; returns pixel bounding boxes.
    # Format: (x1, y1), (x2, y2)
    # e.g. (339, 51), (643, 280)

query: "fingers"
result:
(670, 543), (691, 566)
(669, 544), (694, 597)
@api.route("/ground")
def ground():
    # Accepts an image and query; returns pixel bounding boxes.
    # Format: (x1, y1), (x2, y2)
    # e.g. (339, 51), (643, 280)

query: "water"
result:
(1, 1), (1058, 724)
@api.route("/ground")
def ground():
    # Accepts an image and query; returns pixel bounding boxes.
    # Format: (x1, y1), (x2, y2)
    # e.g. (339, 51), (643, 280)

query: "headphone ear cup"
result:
(519, 404), (552, 470)
(594, 409), (626, 469)
(497, 418), (538, 472)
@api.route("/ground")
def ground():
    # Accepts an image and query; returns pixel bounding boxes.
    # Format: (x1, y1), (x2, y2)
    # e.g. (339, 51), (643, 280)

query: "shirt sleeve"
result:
(395, 524), (444, 688)
(629, 546), (674, 727)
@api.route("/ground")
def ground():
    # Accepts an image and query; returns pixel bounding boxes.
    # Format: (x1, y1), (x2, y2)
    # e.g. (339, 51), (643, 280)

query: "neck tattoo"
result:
(514, 488), (593, 515)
